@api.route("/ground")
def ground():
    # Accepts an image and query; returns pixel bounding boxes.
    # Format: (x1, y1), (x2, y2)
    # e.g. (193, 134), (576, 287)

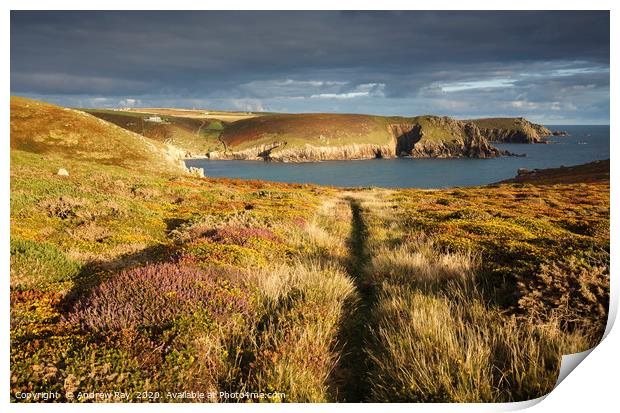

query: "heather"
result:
(66, 263), (253, 332)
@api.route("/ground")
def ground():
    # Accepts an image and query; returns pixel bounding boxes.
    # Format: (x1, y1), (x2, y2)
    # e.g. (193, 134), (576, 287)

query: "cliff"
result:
(389, 117), (506, 158)
(469, 117), (553, 143)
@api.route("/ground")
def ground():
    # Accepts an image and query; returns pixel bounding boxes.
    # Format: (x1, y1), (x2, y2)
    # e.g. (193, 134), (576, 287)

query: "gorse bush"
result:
(67, 263), (254, 332)
(517, 254), (609, 336)
(204, 226), (281, 246)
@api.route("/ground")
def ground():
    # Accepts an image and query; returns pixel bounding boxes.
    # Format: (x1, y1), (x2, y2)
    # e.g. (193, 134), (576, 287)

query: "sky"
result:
(10, 11), (610, 124)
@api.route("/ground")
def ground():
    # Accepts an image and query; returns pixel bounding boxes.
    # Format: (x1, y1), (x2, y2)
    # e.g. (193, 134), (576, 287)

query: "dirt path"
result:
(332, 196), (374, 402)
(303, 190), (396, 402)
(311, 190), (390, 402)
(195, 120), (207, 137)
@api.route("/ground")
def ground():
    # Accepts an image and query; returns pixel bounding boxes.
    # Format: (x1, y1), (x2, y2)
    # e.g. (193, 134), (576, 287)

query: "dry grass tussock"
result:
(287, 196), (352, 266)
(370, 237), (478, 294)
(247, 261), (357, 402)
(366, 236), (595, 402)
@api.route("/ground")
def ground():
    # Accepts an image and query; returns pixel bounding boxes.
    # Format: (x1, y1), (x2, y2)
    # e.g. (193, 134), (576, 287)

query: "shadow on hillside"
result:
(58, 217), (199, 314)
(329, 197), (375, 402)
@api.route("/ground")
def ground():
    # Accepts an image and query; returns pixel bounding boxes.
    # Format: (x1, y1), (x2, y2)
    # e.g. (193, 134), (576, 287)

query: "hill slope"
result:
(11, 97), (187, 173)
(84, 109), (226, 157)
(211, 113), (506, 161)
(500, 159), (609, 184)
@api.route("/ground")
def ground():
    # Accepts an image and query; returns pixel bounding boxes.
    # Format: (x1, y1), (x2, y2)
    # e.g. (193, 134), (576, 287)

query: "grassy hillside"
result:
(85, 109), (225, 156)
(77, 107), (540, 160)
(469, 117), (532, 130)
(77, 106), (553, 159)
(10, 97), (609, 402)
(221, 114), (481, 150)
(11, 97), (185, 173)
(221, 113), (393, 150)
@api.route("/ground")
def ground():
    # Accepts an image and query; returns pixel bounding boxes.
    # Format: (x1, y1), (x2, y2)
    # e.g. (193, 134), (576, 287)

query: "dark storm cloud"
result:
(10, 10), (610, 123)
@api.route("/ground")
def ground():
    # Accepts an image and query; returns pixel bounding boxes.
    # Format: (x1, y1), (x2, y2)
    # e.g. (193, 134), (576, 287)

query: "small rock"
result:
(188, 166), (204, 178)
(517, 168), (533, 176)
(57, 168), (69, 176)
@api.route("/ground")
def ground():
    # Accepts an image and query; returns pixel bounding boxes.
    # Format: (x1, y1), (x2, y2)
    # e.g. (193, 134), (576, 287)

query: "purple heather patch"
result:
(67, 263), (253, 332)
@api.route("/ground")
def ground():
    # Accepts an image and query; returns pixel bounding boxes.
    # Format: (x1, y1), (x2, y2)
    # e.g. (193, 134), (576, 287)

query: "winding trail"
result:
(195, 119), (207, 137)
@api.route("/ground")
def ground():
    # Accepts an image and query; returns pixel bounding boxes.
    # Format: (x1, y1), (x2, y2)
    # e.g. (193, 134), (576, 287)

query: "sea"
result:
(184, 125), (609, 189)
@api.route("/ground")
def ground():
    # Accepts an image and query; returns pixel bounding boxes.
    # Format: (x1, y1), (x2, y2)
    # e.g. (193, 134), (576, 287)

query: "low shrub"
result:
(10, 238), (82, 290)
(66, 263), (253, 333)
(517, 255), (609, 336)
(204, 226), (281, 246)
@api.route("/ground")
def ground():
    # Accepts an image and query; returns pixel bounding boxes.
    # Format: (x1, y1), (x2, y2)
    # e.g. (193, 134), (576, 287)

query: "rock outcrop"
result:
(474, 118), (552, 143)
(552, 130), (569, 136)
(389, 117), (506, 158)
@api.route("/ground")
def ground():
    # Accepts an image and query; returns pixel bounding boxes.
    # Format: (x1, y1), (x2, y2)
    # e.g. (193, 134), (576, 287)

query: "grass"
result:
(10, 238), (82, 291)
(468, 117), (537, 130)
(467, 117), (551, 142)
(334, 191), (609, 402)
(10, 97), (609, 403)
(221, 114), (393, 150)
(364, 232), (594, 402)
(11, 97), (185, 173)
(85, 109), (226, 156)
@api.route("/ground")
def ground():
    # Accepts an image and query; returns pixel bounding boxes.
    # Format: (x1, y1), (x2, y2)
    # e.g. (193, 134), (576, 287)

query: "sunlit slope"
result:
(11, 96), (186, 173)
(85, 109), (226, 157)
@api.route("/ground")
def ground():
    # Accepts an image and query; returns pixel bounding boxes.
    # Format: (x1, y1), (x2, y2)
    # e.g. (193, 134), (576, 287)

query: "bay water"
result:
(184, 125), (609, 189)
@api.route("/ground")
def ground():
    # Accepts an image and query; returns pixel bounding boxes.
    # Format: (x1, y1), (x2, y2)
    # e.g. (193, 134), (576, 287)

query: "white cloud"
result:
(230, 98), (267, 112)
(118, 98), (141, 108)
(310, 91), (368, 99)
(438, 78), (515, 92)
(310, 83), (385, 99)
(276, 79), (347, 87)
(237, 78), (351, 99)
